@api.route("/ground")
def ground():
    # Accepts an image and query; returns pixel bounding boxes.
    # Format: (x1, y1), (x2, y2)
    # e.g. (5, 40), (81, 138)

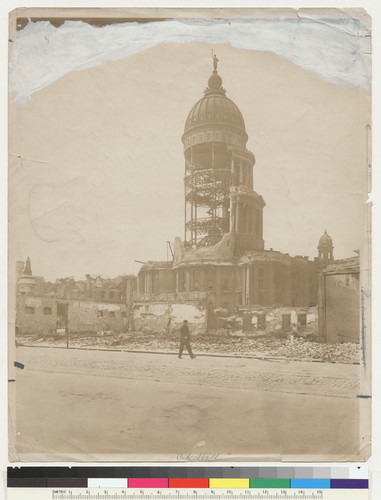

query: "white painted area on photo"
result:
(9, 12), (370, 104)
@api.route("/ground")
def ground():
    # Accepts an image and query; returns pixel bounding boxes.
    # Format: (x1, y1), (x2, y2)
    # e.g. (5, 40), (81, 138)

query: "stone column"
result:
(252, 265), (258, 304)
(246, 201), (251, 234)
(245, 266), (250, 305)
(239, 162), (243, 185)
(235, 201), (240, 232)
(230, 152), (235, 184)
(230, 191), (237, 233)
(241, 267), (245, 305)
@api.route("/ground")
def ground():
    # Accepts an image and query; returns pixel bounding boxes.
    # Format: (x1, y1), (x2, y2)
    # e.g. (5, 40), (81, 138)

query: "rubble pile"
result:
(17, 330), (360, 364)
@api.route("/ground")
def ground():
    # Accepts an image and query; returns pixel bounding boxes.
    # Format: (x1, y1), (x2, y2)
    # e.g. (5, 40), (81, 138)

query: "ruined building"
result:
(136, 56), (321, 311)
(15, 58), (360, 342)
(317, 254), (360, 343)
(15, 258), (131, 336)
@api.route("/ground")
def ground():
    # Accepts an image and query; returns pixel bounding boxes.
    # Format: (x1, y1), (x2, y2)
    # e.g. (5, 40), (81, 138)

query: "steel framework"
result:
(184, 144), (231, 246)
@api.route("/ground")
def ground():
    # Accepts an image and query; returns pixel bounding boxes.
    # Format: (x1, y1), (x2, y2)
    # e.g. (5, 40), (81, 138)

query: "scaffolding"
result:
(184, 143), (231, 246)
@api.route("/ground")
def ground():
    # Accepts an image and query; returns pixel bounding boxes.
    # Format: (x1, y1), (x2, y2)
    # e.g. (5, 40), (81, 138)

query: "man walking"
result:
(178, 320), (196, 359)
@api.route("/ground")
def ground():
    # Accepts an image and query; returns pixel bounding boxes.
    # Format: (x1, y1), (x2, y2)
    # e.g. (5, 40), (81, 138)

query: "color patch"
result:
(209, 478), (250, 489)
(331, 479), (368, 489)
(88, 478), (127, 488)
(47, 478), (88, 487)
(291, 479), (330, 489)
(128, 478), (168, 488)
(169, 478), (209, 488)
(250, 479), (290, 488)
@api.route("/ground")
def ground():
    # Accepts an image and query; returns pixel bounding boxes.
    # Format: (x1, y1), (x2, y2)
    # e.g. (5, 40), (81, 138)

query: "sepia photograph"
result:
(8, 8), (371, 462)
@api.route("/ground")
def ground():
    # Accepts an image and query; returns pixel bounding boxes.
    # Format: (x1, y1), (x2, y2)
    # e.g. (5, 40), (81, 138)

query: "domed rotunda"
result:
(136, 54), (320, 312)
(182, 54), (264, 250)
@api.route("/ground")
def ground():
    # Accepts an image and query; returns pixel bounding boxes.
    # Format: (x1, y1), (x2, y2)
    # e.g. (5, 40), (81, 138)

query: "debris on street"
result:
(17, 329), (360, 364)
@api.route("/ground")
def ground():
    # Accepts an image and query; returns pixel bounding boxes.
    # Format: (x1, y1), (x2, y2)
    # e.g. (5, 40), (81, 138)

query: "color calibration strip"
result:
(85, 478), (367, 489)
(8, 467), (368, 489)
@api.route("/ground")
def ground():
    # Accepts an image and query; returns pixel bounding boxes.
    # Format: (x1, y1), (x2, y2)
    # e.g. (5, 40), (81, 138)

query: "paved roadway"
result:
(10, 346), (370, 462)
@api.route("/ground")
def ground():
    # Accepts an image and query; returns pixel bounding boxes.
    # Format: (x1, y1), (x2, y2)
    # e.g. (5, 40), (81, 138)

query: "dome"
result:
(183, 59), (247, 142)
(184, 94), (246, 136)
(318, 229), (333, 248)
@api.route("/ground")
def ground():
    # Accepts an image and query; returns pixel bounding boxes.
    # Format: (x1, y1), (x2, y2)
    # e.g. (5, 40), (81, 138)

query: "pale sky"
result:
(9, 14), (371, 281)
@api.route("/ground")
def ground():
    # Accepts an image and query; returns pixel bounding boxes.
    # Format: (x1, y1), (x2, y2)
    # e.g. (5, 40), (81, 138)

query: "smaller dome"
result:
(318, 229), (333, 248)
(18, 274), (36, 294)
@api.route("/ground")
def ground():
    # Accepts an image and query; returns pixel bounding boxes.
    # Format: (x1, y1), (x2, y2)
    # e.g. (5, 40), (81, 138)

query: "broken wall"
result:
(215, 305), (318, 335)
(133, 301), (207, 335)
(67, 300), (127, 333)
(322, 273), (360, 343)
(16, 297), (128, 336)
(16, 296), (57, 336)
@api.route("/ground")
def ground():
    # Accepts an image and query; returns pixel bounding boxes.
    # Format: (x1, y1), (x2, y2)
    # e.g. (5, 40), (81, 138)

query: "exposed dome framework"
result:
(182, 54), (262, 249)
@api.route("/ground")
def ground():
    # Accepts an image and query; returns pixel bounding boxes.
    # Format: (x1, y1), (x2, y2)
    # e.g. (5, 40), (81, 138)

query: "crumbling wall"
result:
(260, 307), (317, 333)
(67, 301), (127, 333)
(133, 302), (207, 335)
(16, 297), (128, 336)
(16, 296), (57, 336)
(214, 306), (318, 335)
(324, 273), (360, 343)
